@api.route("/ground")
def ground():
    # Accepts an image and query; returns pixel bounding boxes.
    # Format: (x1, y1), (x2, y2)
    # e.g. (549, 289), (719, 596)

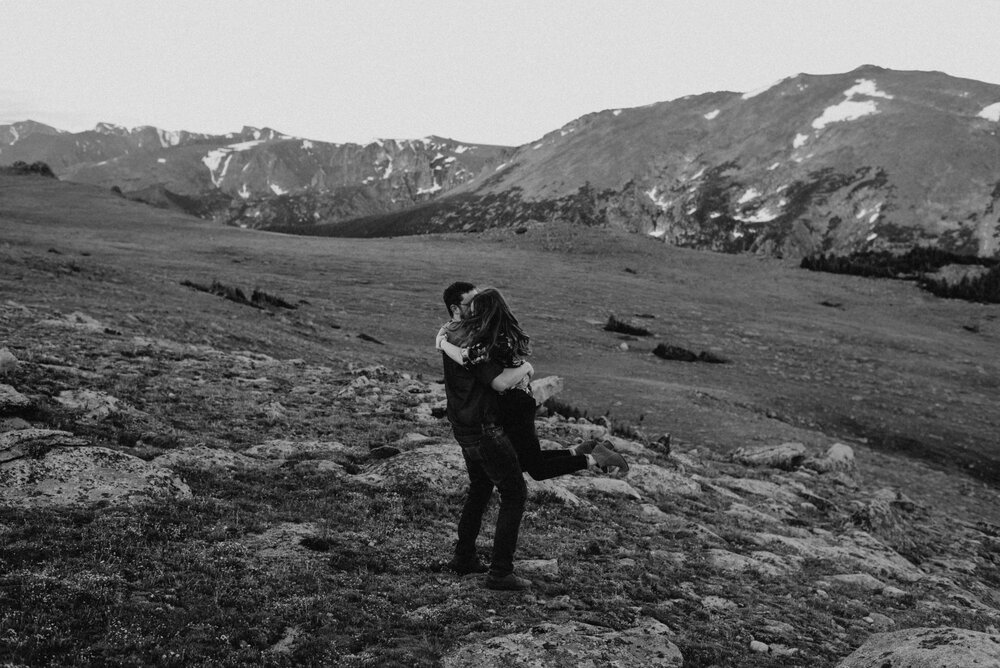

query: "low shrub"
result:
(652, 343), (728, 364)
(604, 315), (651, 337)
(1, 160), (56, 178)
(181, 280), (297, 310)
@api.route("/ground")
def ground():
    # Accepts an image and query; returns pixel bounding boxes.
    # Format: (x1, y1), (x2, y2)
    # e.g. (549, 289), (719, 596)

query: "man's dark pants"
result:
(453, 425), (527, 578)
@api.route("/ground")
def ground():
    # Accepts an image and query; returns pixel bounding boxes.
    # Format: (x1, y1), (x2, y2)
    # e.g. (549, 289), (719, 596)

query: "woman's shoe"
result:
(592, 442), (629, 474)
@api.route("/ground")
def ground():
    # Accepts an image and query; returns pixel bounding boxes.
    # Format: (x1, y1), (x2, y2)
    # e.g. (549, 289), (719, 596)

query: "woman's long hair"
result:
(462, 288), (530, 359)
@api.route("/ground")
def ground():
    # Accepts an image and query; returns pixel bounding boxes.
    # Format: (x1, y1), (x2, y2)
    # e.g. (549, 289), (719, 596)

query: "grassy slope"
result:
(2, 175), (1000, 666)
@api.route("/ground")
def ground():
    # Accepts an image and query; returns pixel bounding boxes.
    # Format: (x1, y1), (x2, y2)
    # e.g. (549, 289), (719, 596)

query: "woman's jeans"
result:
(453, 425), (526, 577)
(500, 389), (587, 481)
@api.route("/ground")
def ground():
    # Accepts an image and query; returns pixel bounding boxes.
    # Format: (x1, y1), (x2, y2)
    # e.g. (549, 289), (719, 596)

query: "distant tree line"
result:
(801, 247), (1000, 303)
(0, 161), (56, 178)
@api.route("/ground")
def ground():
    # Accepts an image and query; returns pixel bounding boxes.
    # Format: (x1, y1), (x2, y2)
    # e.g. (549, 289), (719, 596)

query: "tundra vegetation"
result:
(1, 173), (999, 666)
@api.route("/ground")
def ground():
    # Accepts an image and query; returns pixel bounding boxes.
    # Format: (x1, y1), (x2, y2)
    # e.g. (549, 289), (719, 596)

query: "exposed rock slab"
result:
(442, 618), (682, 667)
(627, 463), (702, 498)
(0, 446), (191, 508)
(0, 384), (31, 416)
(836, 626), (1000, 667)
(752, 530), (924, 582)
(153, 445), (269, 471)
(243, 439), (354, 462)
(359, 442), (467, 492)
(732, 442), (806, 469)
(1, 428), (87, 463)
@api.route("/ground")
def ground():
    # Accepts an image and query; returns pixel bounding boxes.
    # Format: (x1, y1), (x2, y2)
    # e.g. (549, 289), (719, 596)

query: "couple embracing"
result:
(437, 282), (628, 591)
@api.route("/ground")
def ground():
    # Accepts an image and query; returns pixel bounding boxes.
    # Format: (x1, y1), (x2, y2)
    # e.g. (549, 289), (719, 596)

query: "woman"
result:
(437, 287), (628, 478)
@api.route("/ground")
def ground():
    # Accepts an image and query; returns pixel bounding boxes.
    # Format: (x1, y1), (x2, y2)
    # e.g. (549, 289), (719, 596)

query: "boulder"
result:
(442, 617), (682, 667)
(530, 375), (563, 405)
(732, 442), (806, 469)
(0, 446), (191, 508)
(358, 442), (467, 493)
(805, 443), (856, 473)
(836, 627), (1000, 667)
(0, 348), (17, 376)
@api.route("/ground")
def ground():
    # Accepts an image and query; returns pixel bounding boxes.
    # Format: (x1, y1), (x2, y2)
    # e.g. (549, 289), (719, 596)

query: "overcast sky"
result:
(3, 0), (999, 146)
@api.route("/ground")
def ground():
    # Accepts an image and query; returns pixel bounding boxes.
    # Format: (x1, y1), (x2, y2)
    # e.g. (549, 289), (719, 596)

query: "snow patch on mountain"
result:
(811, 79), (889, 130)
(793, 133), (809, 149)
(704, 109), (720, 120)
(158, 129), (182, 148)
(417, 181), (442, 195)
(301, 140), (313, 150)
(978, 102), (1000, 122)
(270, 184), (287, 195)
(157, 158), (166, 164)
(645, 187), (672, 211)
(736, 203), (783, 223)
(738, 188), (760, 204)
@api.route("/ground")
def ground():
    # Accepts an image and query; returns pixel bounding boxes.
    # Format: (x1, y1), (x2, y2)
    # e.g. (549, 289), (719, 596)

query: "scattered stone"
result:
(0, 384), (31, 416)
(836, 627), (1000, 667)
(518, 559), (559, 576)
(750, 640), (770, 653)
(441, 617), (682, 667)
(1, 446), (191, 508)
(732, 442), (806, 470)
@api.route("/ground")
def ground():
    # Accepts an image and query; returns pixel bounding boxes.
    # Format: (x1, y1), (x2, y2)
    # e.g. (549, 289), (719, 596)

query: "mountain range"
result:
(4, 65), (1000, 258)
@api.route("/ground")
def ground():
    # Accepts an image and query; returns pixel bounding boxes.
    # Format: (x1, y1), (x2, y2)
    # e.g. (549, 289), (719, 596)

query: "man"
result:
(439, 281), (535, 591)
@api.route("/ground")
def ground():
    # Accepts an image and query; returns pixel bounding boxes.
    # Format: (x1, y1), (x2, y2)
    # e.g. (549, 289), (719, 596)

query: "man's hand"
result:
(436, 325), (449, 350)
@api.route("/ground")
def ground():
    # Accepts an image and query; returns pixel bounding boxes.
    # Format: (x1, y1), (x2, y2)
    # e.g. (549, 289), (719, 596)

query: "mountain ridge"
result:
(4, 65), (1000, 257)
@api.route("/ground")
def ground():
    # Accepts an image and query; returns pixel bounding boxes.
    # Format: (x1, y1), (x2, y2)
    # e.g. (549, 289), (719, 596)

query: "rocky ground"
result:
(3, 174), (1000, 666)
(2, 300), (999, 666)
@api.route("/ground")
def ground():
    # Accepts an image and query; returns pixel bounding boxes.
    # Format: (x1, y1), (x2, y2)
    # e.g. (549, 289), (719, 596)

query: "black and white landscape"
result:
(3, 62), (1000, 666)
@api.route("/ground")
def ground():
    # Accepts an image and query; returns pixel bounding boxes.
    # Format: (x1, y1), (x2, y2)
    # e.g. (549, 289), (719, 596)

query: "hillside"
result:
(2, 175), (1000, 665)
(0, 120), (509, 224)
(6, 67), (1000, 260)
(300, 66), (1000, 259)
